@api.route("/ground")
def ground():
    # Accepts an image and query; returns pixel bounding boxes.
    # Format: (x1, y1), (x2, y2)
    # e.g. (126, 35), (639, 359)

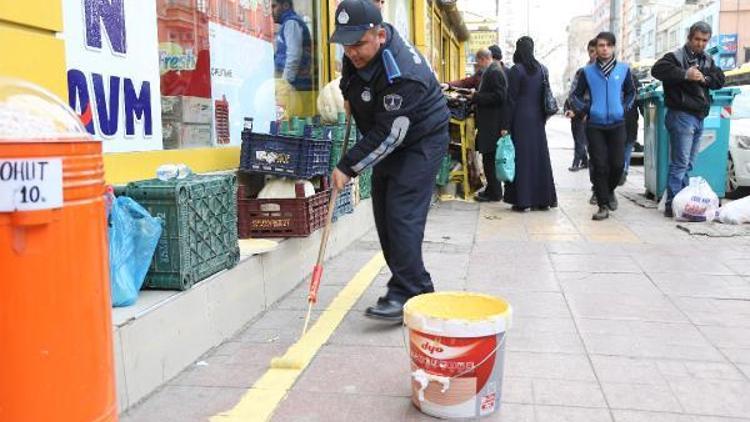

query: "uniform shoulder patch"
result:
(383, 94), (403, 111)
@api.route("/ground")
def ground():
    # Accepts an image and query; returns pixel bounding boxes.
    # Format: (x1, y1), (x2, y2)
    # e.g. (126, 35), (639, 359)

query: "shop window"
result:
(156, 0), (320, 150)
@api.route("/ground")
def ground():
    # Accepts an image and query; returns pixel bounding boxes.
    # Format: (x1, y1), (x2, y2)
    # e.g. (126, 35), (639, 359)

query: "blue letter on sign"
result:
(85, 0), (127, 54)
(92, 73), (120, 137)
(67, 69), (96, 135)
(124, 79), (153, 136)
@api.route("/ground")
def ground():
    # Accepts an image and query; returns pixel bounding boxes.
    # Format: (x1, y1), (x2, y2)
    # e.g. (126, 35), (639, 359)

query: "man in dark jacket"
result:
(651, 21), (725, 217)
(471, 48), (510, 201)
(569, 32), (636, 221)
(331, 0), (450, 321)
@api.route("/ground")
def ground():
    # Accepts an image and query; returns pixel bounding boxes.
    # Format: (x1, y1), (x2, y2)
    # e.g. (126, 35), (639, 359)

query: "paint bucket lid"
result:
(0, 78), (92, 142)
(404, 292), (512, 338)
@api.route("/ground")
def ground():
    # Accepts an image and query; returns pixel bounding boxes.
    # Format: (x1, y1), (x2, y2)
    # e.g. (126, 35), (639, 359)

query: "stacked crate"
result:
(214, 95), (230, 145)
(238, 117), (333, 238)
(119, 174), (240, 290)
(161, 96), (214, 149)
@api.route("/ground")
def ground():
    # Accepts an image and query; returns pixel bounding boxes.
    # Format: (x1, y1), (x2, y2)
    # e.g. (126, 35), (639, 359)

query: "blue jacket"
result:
(337, 24), (450, 176)
(274, 10), (312, 91)
(569, 61), (636, 128)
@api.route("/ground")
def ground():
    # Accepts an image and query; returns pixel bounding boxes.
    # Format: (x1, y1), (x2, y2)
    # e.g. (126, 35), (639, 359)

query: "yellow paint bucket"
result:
(404, 292), (512, 419)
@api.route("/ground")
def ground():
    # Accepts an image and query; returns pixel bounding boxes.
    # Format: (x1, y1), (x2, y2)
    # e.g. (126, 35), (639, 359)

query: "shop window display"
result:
(156, 0), (320, 150)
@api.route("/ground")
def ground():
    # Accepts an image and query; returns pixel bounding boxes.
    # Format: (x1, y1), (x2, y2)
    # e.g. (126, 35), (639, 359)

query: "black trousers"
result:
(371, 132), (447, 303)
(586, 124), (626, 206)
(571, 119), (588, 167)
(482, 149), (503, 200)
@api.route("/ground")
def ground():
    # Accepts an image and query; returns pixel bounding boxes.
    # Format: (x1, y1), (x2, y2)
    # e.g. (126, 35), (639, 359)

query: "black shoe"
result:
(568, 165), (581, 172)
(365, 298), (404, 322)
(511, 205), (531, 212)
(634, 143), (644, 153)
(580, 162), (589, 169)
(618, 172), (628, 186)
(608, 192), (618, 211)
(589, 192), (597, 205)
(664, 207), (674, 218)
(592, 207), (610, 221)
(476, 193), (501, 203)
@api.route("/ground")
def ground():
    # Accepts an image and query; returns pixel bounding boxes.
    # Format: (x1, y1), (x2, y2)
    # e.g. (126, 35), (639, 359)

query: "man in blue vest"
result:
(652, 21), (725, 217)
(569, 31), (636, 221)
(330, 0), (450, 321)
(272, 0), (312, 91)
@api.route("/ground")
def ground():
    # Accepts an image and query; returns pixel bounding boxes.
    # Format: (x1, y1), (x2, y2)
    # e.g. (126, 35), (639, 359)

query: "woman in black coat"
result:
(504, 37), (558, 211)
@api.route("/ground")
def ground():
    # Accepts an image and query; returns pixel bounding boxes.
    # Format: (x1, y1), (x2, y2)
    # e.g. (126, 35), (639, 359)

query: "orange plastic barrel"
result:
(0, 79), (117, 421)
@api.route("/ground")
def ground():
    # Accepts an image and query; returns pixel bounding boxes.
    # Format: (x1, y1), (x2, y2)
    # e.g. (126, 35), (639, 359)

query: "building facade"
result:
(593, 0), (612, 34)
(719, 0), (750, 67)
(564, 15), (596, 92)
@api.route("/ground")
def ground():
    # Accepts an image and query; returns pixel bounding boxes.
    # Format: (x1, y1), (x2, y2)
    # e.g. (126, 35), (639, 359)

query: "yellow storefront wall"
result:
(3, 0), (464, 185)
(0, 0), (66, 99)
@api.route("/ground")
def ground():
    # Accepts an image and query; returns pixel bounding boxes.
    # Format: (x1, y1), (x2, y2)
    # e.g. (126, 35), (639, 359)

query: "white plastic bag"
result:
(672, 177), (720, 222)
(258, 177), (315, 199)
(718, 196), (750, 224)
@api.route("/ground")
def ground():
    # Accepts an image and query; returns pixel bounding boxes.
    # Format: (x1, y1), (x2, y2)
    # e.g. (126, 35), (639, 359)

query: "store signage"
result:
(719, 34), (738, 54)
(209, 22), (276, 145)
(0, 159), (63, 212)
(63, 0), (163, 152)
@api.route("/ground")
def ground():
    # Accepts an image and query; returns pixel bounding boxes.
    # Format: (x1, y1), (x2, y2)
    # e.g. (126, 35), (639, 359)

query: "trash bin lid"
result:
(0, 78), (93, 142)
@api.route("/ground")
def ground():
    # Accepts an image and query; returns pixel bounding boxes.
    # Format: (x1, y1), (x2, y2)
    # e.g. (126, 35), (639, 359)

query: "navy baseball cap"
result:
(330, 0), (383, 46)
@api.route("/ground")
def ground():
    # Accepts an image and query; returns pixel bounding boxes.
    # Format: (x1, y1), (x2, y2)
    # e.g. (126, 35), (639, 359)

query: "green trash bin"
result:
(640, 84), (739, 199)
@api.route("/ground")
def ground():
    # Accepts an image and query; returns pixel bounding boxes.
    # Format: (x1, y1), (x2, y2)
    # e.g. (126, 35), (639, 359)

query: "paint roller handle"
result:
(307, 264), (324, 304)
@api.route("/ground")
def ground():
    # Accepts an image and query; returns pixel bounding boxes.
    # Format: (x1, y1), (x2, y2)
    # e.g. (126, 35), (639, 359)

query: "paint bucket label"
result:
(409, 329), (506, 419)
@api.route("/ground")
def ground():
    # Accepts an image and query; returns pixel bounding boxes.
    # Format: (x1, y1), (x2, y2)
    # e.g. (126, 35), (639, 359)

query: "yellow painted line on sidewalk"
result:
(211, 252), (386, 422)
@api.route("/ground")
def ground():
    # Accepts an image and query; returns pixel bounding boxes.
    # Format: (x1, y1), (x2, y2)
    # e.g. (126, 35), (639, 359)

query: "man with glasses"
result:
(569, 32), (636, 221)
(652, 21), (725, 217)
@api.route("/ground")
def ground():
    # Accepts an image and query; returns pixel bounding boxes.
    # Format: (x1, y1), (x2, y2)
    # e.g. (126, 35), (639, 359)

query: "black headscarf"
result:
(513, 36), (540, 74)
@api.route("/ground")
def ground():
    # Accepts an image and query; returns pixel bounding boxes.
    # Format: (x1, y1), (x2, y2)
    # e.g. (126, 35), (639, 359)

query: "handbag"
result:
(495, 134), (515, 183)
(541, 66), (559, 118)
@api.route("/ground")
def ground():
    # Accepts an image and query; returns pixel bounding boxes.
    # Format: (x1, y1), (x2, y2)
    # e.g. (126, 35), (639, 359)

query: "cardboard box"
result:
(161, 96), (213, 124)
(162, 122), (213, 149)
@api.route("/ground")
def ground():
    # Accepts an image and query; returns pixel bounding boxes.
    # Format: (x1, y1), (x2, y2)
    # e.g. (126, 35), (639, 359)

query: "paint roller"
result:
(269, 356), (306, 370)
(264, 114), (354, 372)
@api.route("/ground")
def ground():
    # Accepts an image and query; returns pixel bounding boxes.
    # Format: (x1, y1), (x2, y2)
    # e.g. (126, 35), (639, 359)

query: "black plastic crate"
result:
(240, 130), (331, 179)
(121, 174), (240, 290)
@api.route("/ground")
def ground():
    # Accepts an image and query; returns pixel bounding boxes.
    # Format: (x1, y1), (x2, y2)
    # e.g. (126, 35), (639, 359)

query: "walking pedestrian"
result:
(471, 48), (511, 202)
(330, 0), (450, 321)
(651, 21), (725, 217)
(564, 39), (597, 172)
(504, 36), (558, 211)
(569, 31), (636, 221)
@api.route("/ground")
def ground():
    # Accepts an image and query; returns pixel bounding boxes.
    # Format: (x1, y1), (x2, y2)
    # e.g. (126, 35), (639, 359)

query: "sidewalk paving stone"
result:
(121, 118), (750, 421)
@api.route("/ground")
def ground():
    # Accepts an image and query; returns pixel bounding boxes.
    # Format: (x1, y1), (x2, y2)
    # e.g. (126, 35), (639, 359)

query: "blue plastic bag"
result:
(495, 134), (515, 183)
(108, 196), (163, 307)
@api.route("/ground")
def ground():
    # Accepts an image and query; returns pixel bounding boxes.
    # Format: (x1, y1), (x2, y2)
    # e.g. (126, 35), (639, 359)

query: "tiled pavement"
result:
(122, 118), (750, 422)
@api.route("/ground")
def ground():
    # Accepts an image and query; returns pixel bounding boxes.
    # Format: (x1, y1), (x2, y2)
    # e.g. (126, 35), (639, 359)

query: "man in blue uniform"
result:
(330, 0), (450, 321)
